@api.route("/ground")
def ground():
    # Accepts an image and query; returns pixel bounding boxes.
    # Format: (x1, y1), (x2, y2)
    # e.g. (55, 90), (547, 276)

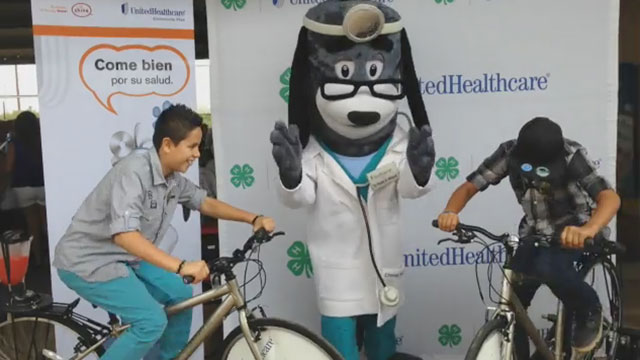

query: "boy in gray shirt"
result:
(54, 104), (275, 360)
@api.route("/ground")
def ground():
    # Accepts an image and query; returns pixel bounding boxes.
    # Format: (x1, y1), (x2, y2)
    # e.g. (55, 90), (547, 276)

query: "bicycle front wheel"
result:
(0, 313), (103, 360)
(465, 316), (515, 360)
(217, 317), (343, 360)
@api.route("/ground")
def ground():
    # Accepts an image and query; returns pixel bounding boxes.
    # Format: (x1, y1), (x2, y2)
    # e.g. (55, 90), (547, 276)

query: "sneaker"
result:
(571, 307), (603, 353)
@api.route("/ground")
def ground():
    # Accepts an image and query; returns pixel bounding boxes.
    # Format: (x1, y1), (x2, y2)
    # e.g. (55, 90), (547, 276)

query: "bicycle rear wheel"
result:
(0, 313), (104, 360)
(216, 317), (343, 360)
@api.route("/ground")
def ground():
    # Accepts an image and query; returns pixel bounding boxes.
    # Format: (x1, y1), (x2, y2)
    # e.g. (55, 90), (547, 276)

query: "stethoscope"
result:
(349, 111), (417, 307)
(354, 184), (400, 307)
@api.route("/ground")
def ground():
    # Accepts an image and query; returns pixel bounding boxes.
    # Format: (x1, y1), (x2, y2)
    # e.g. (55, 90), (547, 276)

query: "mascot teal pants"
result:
(322, 315), (397, 360)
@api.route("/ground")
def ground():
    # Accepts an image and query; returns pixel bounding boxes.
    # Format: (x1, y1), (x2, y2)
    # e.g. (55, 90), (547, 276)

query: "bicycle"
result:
(0, 229), (343, 360)
(431, 220), (625, 360)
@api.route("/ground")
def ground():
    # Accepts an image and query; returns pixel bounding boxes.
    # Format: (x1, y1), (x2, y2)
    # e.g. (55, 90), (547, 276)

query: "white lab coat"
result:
(278, 126), (430, 326)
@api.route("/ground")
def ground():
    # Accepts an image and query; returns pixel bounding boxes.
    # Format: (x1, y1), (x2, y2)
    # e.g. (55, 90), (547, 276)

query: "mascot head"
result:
(289, 0), (429, 156)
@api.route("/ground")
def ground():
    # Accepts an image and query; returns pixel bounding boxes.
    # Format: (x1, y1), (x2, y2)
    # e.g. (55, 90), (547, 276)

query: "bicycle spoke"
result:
(10, 316), (19, 360)
(29, 316), (40, 359)
(0, 349), (11, 360)
(44, 319), (54, 358)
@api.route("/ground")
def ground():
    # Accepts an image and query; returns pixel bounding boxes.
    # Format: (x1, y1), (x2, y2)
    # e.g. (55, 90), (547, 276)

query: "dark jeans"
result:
(511, 245), (600, 359)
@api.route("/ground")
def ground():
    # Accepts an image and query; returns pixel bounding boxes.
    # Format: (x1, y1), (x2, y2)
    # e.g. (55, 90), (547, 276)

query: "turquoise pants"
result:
(322, 315), (397, 360)
(58, 262), (192, 360)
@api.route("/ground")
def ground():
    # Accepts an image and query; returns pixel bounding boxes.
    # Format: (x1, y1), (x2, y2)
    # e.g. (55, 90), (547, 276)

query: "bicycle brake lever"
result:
(437, 238), (457, 245)
(458, 230), (475, 244)
(255, 230), (286, 244)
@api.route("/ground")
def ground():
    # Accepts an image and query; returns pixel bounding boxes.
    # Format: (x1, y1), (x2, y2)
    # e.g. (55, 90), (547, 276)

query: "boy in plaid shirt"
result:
(437, 117), (620, 357)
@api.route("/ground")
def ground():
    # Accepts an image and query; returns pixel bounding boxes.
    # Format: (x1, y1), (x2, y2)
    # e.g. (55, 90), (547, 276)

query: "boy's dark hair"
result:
(153, 104), (203, 151)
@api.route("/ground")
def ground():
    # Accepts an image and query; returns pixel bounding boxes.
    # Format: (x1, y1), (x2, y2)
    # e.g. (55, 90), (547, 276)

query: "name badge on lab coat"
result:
(367, 163), (399, 192)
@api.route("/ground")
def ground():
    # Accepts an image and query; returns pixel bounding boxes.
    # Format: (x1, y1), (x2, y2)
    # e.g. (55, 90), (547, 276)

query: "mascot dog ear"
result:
(288, 27), (312, 148)
(400, 28), (430, 129)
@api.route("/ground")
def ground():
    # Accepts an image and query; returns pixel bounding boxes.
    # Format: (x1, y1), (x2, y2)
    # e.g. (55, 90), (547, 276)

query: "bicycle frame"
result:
(68, 277), (262, 360)
(435, 221), (622, 360)
(485, 245), (556, 360)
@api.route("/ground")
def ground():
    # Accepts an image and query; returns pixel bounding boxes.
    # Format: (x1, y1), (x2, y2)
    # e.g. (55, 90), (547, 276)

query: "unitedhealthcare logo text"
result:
(404, 245), (506, 268)
(419, 72), (550, 95)
(273, 0), (392, 7)
(120, 2), (186, 18)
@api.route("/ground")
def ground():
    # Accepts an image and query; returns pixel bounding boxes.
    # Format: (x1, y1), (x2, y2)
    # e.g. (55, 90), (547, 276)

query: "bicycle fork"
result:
(498, 268), (555, 360)
(501, 269), (516, 360)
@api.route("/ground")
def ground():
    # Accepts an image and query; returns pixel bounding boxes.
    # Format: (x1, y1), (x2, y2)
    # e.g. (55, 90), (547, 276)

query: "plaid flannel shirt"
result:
(467, 139), (612, 237)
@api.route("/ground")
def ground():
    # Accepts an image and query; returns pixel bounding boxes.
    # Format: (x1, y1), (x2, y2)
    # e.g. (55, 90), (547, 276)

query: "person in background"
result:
(5, 111), (47, 265)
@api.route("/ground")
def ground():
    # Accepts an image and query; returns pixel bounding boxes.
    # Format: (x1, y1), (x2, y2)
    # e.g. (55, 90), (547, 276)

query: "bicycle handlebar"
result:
(182, 229), (286, 284)
(584, 236), (626, 255)
(431, 219), (508, 243)
(431, 219), (625, 255)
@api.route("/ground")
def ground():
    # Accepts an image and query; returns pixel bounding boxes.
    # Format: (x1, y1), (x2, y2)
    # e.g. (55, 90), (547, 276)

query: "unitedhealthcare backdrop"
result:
(205, 0), (620, 358)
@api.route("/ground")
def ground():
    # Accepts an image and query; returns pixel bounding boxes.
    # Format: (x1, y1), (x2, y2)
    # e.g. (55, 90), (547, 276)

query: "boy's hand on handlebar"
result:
(437, 211), (459, 232)
(561, 225), (597, 249)
(180, 260), (210, 284)
(253, 216), (276, 233)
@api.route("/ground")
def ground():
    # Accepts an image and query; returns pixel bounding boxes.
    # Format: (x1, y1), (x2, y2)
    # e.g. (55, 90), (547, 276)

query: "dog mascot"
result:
(270, 1), (435, 359)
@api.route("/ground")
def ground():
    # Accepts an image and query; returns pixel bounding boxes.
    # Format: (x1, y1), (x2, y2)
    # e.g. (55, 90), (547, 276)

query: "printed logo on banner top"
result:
(221, 0), (247, 11)
(420, 72), (551, 95)
(71, 3), (92, 17)
(38, 4), (68, 14)
(270, 0), (393, 8)
(120, 2), (187, 21)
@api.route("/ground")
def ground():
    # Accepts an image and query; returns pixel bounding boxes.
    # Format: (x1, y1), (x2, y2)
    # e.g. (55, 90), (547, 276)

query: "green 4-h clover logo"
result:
(287, 241), (313, 278)
(221, 0), (246, 11)
(230, 164), (255, 189)
(435, 156), (459, 181)
(438, 324), (462, 347)
(279, 68), (291, 104)
(435, 0), (454, 5)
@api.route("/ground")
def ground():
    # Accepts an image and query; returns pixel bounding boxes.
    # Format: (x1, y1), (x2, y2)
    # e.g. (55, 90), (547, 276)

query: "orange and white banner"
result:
(32, 0), (203, 357)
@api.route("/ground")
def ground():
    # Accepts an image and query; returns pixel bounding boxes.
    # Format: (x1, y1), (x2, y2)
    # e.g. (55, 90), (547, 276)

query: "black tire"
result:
(539, 258), (622, 360)
(578, 258), (622, 360)
(214, 317), (343, 360)
(465, 316), (513, 360)
(0, 312), (105, 360)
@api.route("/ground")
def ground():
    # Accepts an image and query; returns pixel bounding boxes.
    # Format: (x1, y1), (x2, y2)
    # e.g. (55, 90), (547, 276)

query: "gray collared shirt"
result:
(53, 149), (206, 282)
